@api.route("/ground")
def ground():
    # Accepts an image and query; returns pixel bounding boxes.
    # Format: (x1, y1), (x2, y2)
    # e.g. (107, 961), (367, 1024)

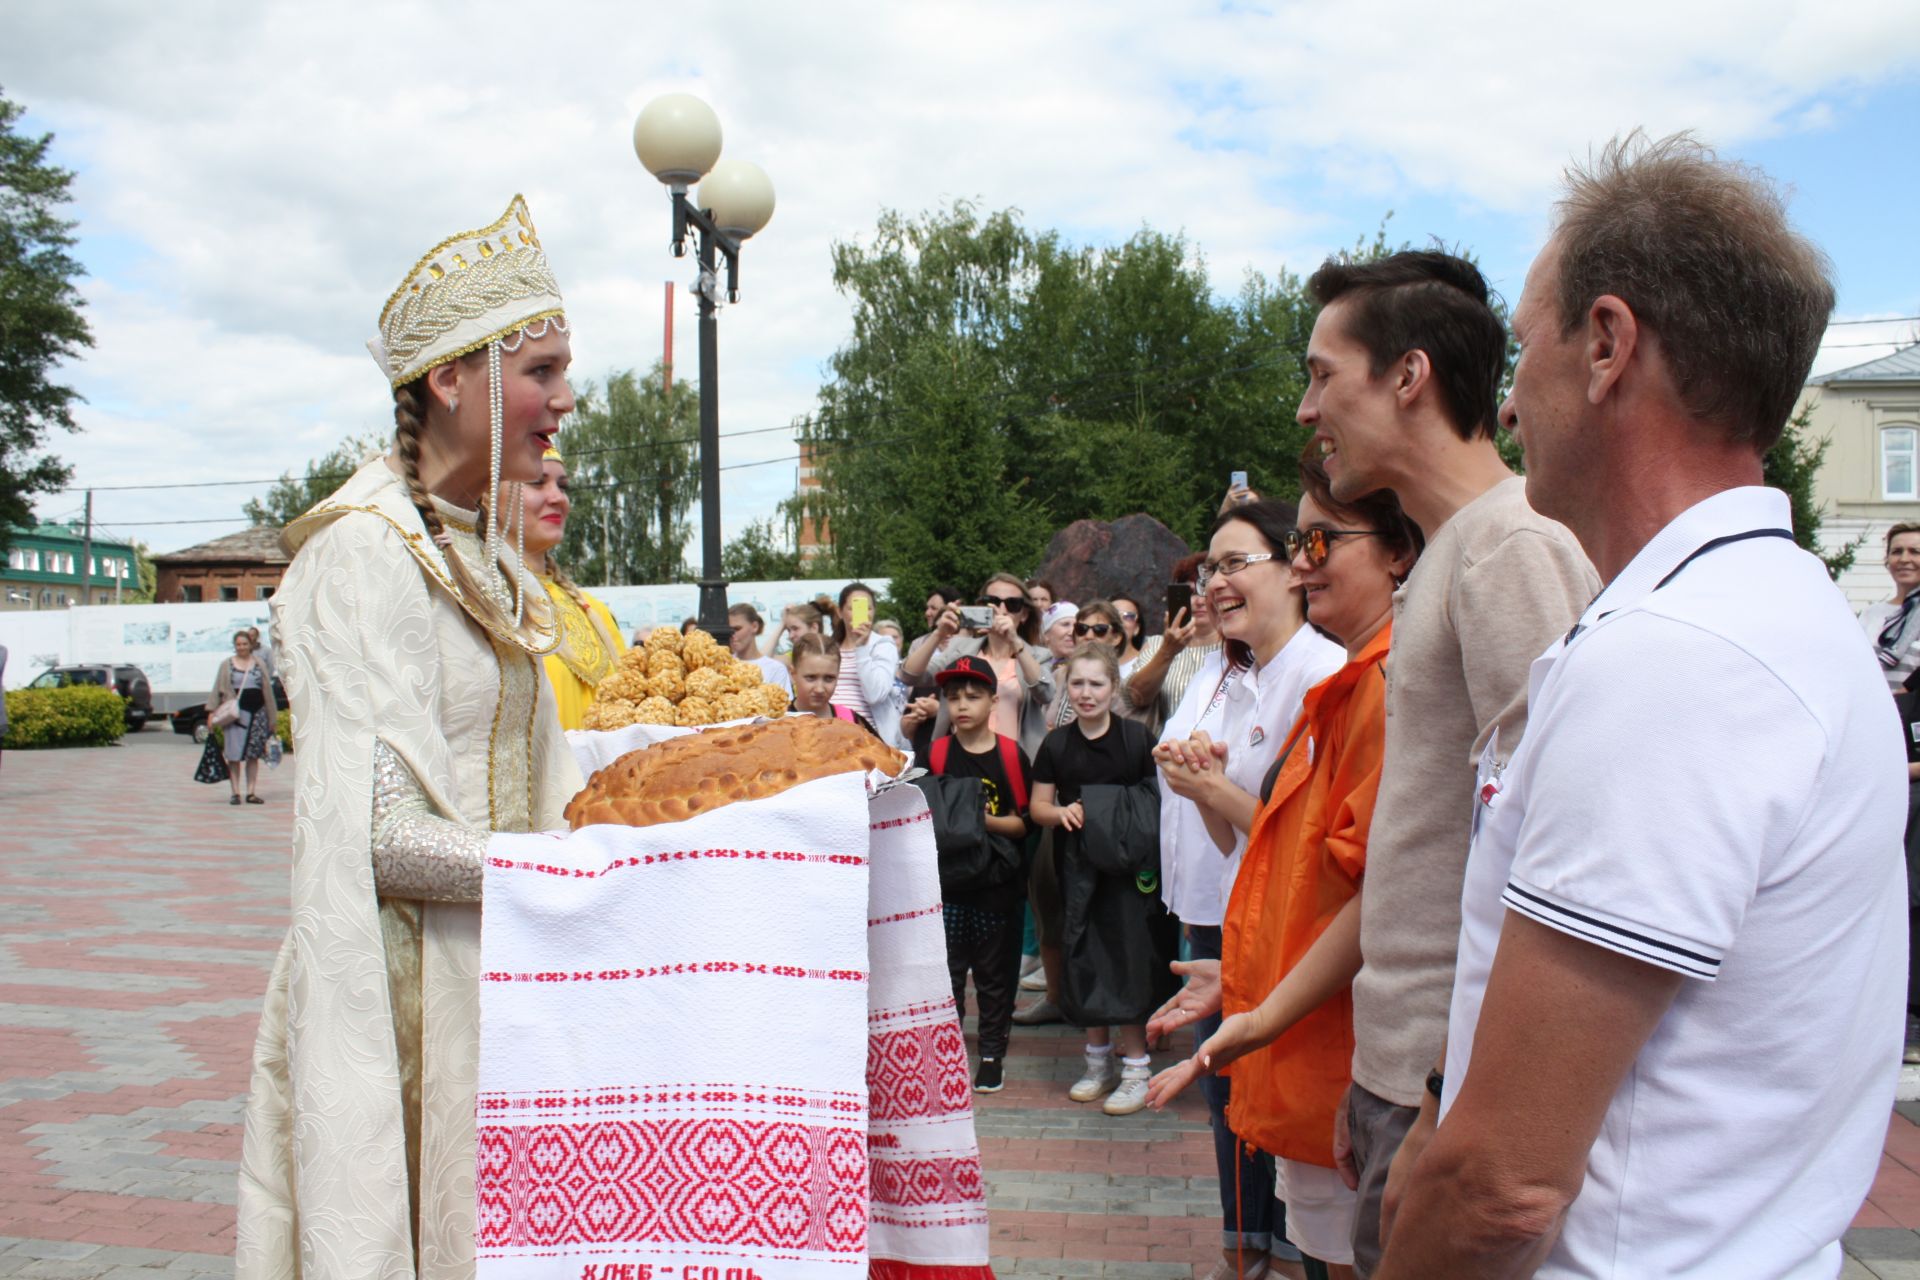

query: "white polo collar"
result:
(1571, 486), (1793, 640)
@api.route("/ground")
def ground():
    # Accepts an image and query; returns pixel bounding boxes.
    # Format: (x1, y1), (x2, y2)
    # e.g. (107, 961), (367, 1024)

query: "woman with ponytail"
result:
(236, 196), (583, 1278)
(514, 447), (628, 729)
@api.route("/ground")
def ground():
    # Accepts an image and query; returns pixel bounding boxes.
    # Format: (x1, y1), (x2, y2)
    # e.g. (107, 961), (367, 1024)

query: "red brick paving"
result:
(0, 730), (1909, 1277)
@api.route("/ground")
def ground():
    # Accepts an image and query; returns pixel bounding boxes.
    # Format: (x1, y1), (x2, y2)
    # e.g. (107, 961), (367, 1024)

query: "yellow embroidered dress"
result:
(235, 460), (581, 1279)
(537, 575), (626, 730)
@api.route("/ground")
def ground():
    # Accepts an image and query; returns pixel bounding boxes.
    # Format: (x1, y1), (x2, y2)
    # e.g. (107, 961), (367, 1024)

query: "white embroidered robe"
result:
(235, 459), (580, 1279)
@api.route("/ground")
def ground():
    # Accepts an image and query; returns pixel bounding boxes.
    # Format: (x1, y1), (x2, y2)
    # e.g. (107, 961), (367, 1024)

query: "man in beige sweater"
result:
(1296, 250), (1597, 1276)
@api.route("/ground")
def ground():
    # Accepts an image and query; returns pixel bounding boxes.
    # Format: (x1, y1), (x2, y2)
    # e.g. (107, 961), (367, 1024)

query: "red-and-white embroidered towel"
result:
(480, 753), (992, 1279)
(479, 772), (873, 1280)
(865, 786), (992, 1279)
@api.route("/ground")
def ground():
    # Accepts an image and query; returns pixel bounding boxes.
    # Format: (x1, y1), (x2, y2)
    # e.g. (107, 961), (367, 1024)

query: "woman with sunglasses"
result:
(1042, 600), (1124, 723)
(1147, 455), (1422, 1280)
(1111, 595), (1147, 665)
(900, 573), (1056, 760)
(1109, 595), (1157, 728)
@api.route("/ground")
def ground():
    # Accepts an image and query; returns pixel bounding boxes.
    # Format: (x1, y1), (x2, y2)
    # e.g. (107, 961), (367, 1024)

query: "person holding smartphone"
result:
(1126, 554), (1220, 720)
(829, 581), (900, 748)
(898, 573), (1056, 760)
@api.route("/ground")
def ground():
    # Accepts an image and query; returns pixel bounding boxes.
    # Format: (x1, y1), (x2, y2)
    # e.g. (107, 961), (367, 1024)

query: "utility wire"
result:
(48, 317), (1917, 522)
(45, 421), (802, 494)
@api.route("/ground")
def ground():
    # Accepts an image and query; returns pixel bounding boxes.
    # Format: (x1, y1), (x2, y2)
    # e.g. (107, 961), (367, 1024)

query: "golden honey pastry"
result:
(565, 715), (907, 829)
(583, 628), (789, 730)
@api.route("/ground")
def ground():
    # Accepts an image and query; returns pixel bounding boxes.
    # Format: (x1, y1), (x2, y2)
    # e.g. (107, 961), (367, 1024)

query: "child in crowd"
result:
(789, 633), (881, 738)
(1030, 643), (1173, 1115)
(925, 654), (1032, 1094)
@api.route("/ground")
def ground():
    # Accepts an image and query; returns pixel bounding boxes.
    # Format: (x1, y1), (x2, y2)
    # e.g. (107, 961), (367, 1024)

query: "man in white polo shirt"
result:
(1376, 133), (1907, 1279)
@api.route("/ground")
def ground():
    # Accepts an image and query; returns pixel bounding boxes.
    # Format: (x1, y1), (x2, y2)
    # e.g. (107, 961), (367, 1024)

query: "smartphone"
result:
(1230, 469), (1248, 490)
(957, 605), (993, 630)
(850, 595), (872, 629)
(1166, 582), (1195, 626)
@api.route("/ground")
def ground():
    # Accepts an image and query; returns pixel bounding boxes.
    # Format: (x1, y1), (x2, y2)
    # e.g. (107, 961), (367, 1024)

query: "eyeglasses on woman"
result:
(1195, 552), (1277, 589)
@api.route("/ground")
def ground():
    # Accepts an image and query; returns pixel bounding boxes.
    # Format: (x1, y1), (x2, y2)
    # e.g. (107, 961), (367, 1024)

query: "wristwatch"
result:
(1424, 1068), (1445, 1101)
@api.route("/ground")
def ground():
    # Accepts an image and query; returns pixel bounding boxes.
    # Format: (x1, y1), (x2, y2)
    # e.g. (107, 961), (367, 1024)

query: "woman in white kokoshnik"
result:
(235, 195), (583, 1279)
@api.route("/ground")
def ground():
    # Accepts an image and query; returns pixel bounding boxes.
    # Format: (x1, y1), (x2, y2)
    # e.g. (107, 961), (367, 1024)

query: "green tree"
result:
(722, 517), (801, 581)
(556, 364), (696, 585)
(124, 540), (155, 603)
(1766, 399), (1857, 579)
(243, 433), (382, 526)
(791, 202), (1327, 619)
(0, 90), (93, 559)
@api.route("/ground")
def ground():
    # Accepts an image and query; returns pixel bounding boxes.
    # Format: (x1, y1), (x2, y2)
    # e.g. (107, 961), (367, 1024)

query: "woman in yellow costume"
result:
(236, 196), (582, 1278)
(515, 445), (627, 729)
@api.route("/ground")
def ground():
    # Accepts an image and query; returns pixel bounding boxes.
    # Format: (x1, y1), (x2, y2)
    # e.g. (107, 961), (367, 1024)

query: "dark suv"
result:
(27, 664), (155, 730)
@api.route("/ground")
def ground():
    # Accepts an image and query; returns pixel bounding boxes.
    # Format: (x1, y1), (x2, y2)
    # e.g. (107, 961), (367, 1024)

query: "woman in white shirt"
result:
(1155, 498), (1343, 1279)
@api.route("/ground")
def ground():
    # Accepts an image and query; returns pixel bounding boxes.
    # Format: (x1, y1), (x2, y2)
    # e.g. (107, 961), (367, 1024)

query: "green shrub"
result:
(2, 686), (129, 749)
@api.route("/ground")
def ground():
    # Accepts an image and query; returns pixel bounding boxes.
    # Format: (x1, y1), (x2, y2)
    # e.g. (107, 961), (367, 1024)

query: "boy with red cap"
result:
(926, 654), (1033, 1092)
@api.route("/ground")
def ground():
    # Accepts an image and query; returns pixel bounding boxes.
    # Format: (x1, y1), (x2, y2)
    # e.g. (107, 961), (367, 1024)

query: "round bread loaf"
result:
(564, 714), (907, 830)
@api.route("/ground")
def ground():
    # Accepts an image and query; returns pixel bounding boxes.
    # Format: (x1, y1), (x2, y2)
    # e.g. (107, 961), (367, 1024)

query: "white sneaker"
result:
(1102, 1060), (1152, 1115)
(1019, 966), (1048, 992)
(1067, 1050), (1119, 1103)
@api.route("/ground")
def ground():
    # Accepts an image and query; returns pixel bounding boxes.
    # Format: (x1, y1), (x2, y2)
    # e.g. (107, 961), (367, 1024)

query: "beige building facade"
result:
(1804, 343), (1920, 611)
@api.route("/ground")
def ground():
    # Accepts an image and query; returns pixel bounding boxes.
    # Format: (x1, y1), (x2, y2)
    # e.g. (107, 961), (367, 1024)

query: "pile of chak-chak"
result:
(582, 625), (791, 730)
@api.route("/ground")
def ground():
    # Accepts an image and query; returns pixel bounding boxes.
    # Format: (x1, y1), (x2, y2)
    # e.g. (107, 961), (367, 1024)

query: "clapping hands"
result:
(1154, 729), (1229, 802)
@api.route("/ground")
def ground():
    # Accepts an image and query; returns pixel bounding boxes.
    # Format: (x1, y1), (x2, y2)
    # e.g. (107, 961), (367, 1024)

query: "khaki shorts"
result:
(1347, 1082), (1419, 1278)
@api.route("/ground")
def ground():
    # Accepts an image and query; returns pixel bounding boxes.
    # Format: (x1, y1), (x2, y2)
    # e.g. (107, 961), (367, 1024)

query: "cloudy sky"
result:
(9, 0), (1920, 556)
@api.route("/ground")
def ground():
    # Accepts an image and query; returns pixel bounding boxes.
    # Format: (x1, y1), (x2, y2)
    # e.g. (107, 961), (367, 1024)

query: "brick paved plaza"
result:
(2, 730), (1918, 1277)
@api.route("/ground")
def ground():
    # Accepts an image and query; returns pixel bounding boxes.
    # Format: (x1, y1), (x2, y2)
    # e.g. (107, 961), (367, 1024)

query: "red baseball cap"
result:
(935, 654), (997, 691)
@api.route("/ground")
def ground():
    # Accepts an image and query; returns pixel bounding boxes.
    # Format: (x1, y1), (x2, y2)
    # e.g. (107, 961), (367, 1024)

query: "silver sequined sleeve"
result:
(370, 739), (487, 901)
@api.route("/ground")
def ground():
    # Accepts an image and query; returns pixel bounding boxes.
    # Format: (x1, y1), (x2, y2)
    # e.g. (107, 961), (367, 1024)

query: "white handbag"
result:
(211, 665), (244, 728)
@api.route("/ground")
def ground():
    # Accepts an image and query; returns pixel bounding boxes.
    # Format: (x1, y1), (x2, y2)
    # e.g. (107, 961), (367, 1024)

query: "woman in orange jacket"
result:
(1149, 451), (1422, 1279)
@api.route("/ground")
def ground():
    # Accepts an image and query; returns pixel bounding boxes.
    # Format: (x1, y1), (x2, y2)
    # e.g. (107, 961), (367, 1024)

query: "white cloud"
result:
(10, 0), (1918, 551)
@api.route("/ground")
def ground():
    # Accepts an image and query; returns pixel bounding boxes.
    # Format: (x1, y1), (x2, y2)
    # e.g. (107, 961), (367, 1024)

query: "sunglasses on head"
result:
(1282, 527), (1386, 567)
(1073, 622), (1116, 637)
(980, 594), (1028, 613)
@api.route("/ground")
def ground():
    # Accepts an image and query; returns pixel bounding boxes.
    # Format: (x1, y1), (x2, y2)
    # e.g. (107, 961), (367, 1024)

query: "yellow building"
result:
(1804, 343), (1920, 610)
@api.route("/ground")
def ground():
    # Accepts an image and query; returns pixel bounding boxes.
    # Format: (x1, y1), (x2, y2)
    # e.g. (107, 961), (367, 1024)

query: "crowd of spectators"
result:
(709, 136), (1908, 1280)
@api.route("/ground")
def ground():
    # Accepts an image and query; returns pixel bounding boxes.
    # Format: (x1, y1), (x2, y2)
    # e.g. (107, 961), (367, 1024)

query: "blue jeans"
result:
(1187, 924), (1296, 1259)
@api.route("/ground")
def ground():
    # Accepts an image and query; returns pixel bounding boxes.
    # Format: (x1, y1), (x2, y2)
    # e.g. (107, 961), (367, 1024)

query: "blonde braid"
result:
(392, 379), (520, 639)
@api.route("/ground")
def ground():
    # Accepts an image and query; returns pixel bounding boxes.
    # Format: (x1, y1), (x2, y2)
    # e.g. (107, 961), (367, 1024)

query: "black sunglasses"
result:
(980, 595), (1029, 613)
(1073, 622), (1116, 637)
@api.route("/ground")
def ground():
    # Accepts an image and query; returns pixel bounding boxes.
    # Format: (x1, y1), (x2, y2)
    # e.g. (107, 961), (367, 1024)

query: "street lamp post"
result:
(632, 94), (775, 646)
